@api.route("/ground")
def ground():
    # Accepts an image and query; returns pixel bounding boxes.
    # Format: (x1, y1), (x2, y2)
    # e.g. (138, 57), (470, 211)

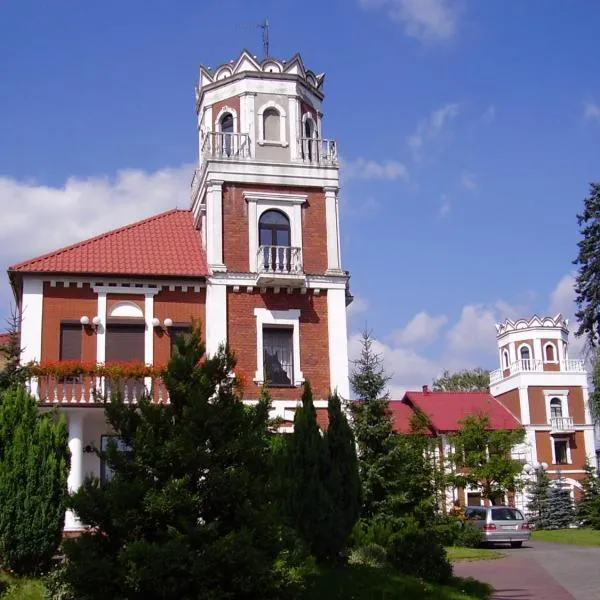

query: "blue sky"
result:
(1, 0), (599, 393)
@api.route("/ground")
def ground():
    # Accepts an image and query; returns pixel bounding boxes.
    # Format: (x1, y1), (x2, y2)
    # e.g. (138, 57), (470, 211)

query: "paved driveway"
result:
(453, 541), (600, 600)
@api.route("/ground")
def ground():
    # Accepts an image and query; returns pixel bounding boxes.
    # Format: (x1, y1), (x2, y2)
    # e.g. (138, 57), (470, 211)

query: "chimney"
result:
(422, 385), (429, 394)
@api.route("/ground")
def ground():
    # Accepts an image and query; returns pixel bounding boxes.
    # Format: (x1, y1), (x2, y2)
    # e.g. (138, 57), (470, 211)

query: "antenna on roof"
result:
(259, 18), (270, 58)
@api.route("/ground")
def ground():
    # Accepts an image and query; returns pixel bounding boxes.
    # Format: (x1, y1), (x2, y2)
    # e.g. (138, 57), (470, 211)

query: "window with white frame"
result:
(244, 191), (306, 273)
(100, 435), (132, 485)
(550, 397), (563, 418)
(553, 438), (570, 465)
(257, 101), (287, 146)
(519, 344), (532, 369)
(544, 343), (557, 363)
(254, 308), (303, 386)
(502, 349), (510, 369)
(544, 389), (569, 423)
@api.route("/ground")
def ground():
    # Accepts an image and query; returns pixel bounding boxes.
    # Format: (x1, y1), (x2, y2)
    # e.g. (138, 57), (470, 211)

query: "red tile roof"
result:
(0, 332), (9, 348)
(400, 390), (520, 433)
(8, 209), (208, 278)
(389, 401), (417, 433)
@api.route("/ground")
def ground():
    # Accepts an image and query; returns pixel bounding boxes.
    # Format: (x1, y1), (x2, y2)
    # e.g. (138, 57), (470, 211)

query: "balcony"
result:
(256, 245), (304, 287)
(201, 132), (251, 161)
(550, 416), (575, 435)
(489, 358), (586, 385)
(297, 138), (338, 165)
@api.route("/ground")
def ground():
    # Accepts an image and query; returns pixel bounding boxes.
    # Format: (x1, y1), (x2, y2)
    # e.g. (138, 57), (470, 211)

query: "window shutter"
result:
(105, 324), (145, 362)
(60, 324), (82, 361)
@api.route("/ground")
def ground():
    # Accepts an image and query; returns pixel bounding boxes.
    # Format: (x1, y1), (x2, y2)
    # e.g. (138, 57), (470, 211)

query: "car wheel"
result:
(510, 541), (523, 548)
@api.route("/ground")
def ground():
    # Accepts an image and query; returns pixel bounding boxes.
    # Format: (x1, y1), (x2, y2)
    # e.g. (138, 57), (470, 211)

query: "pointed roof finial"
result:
(259, 18), (269, 58)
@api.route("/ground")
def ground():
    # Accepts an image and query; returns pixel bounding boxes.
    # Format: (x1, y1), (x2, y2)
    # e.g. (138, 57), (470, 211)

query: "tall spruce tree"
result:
(323, 392), (361, 559)
(576, 460), (600, 527)
(349, 331), (401, 519)
(61, 329), (292, 599)
(547, 472), (575, 529)
(574, 182), (600, 347)
(526, 466), (551, 529)
(281, 381), (333, 562)
(0, 386), (69, 574)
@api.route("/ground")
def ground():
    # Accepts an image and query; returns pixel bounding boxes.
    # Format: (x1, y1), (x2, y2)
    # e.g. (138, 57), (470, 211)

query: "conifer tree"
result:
(61, 329), (292, 599)
(324, 392), (361, 559)
(577, 460), (600, 527)
(281, 381), (333, 562)
(0, 386), (69, 574)
(547, 472), (575, 529)
(526, 466), (551, 529)
(574, 182), (600, 346)
(349, 331), (400, 519)
(0, 309), (26, 391)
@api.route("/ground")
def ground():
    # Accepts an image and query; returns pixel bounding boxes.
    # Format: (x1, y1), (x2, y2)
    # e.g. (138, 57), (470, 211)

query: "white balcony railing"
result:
(297, 138), (338, 165)
(257, 245), (302, 275)
(550, 416), (575, 434)
(490, 358), (586, 385)
(201, 132), (251, 160)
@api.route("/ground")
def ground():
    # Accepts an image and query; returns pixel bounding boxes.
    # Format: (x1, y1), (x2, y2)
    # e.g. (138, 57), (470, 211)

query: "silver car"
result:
(464, 505), (531, 548)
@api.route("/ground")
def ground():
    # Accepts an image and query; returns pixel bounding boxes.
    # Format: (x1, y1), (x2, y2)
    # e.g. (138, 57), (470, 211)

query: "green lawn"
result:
(533, 528), (600, 546)
(446, 546), (505, 562)
(302, 565), (492, 599)
(0, 571), (45, 600)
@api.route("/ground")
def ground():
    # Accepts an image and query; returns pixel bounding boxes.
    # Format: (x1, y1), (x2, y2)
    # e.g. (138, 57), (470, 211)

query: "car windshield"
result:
(491, 508), (524, 521)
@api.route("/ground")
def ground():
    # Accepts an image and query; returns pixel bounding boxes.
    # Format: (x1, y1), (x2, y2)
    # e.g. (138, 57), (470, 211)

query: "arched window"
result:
(519, 345), (531, 370)
(545, 343), (556, 362)
(302, 115), (316, 161)
(263, 108), (280, 142)
(259, 210), (290, 247)
(502, 350), (510, 369)
(219, 113), (234, 156)
(550, 398), (563, 418)
(259, 210), (291, 273)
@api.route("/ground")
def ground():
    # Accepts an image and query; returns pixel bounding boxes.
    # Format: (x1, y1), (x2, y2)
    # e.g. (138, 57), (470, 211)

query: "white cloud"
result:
(481, 105), (496, 124)
(359, 0), (461, 42)
(547, 273), (585, 357)
(342, 157), (409, 181)
(446, 304), (498, 354)
(394, 311), (448, 346)
(408, 103), (460, 157)
(347, 296), (369, 319)
(583, 101), (600, 121)
(0, 165), (192, 311)
(461, 172), (477, 190)
(439, 193), (451, 218)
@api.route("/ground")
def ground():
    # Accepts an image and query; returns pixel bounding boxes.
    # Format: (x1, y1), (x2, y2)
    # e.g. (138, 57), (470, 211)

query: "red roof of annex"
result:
(8, 209), (208, 278)
(390, 386), (521, 434)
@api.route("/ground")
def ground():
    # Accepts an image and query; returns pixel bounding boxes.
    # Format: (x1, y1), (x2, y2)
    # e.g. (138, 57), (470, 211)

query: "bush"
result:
(44, 564), (76, 600)
(457, 523), (484, 548)
(350, 516), (396, 550)
(348, 543), (388, 568)
(387, 520), (452, 584)
(431, 516), (462, 547)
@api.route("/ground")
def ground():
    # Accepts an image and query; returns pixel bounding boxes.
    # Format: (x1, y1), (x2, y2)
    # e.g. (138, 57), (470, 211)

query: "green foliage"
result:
(0, 386), (69, 575)
(431, 517), (482, 549)
(387, 518), (452, 584)
(574, 182), (600, 346)
(526, 466), (552, 529)
(577, 460), (600, 527)
(60, 328), (295, 600)
(323, 392), (361, 559)
(43, 564), (75, 600)
(587, 349), (600, 422)
(449, 415), (525, 504)
(0, 310), (26, 391)
(348, 543), (389, 568)
(547, 473), (575, 529)
(350, 331), (427, 520)
(432, 369), (490, 392)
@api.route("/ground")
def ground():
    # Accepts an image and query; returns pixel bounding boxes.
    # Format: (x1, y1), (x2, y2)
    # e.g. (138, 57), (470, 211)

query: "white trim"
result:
(65, 409), (85, 531)
(109, 301), (144, 319)
(244, 191), (307, 273)
(206, 180), (226, 271)
(324, 187), (342, 273)
(302, 111), (317, 137)
(543, 341), (558, 363)
(254, 308), (304, 386)
(93, 285), (162, 295)
(205, 280), (227, 356)
(518, 386), (531, 425)
(502, 349), (510, 369)
(584, 427), (596, 464)
(327, 288), (349, 398)
(144, 294), (154, 365)
(96, 292), (107, 364)
(551, 436), (572, 465)
(288, 96), (300, 160)
(518, 343), (533, 361)
(215, 105), (238, 133)
(543, 389), (570, 421)
(257, 100), (288, 146)
(20, 278), (43, 395)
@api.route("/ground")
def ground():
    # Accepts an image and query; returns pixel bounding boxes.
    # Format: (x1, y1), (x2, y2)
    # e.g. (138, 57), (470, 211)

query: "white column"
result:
(205, 180), (226, 272)
(20, 277), (44, 396)
(327, 287), (350, 399)
(558, 337), (566, 363)
(584, 427), (596, 464)
(324, 187), (342, 274)
(65, 410), (85, 531)
(508, 342), (516, 364)
(144, 294), (154, 365)
(518, 386), (531, 425)
(205, 279), (227, 356)
(288, 95), (300, 160)
(247, 93), (256, 157)
(96, 291), (107, 363)
(533, 338), (543, 363)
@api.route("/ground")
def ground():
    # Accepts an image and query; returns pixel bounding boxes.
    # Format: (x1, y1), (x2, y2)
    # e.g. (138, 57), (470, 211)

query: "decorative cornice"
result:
(495, 314), (569, 336)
